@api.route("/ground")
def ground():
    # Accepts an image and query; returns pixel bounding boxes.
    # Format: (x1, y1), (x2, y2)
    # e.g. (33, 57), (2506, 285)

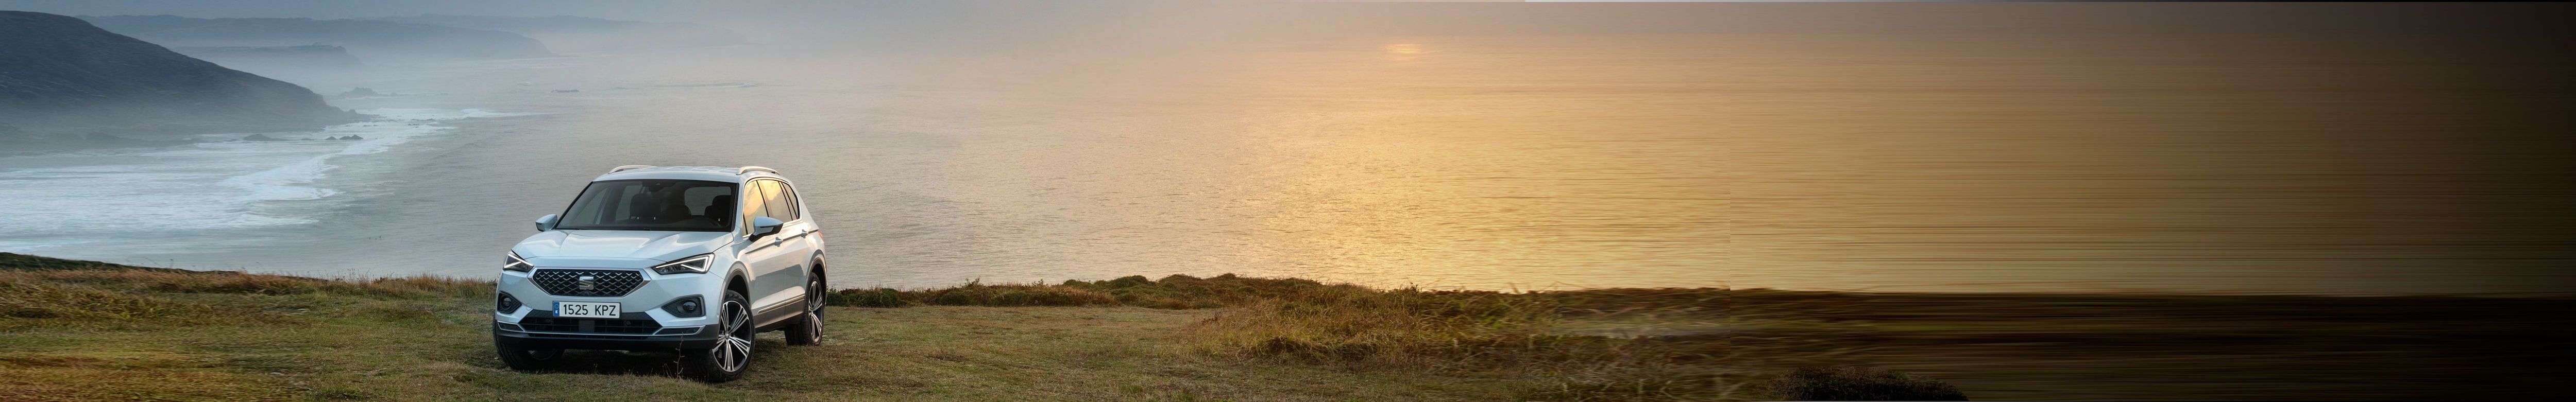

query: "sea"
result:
(3, 34), (2567, 294)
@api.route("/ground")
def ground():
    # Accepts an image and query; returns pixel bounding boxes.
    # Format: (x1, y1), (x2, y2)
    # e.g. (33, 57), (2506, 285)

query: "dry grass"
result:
(835, 274), (1744, 400)
(0, 257), (487, 330)
(0, 254), (1538, 401)
(14, 252), (2561, 400)
(830, 273), (1335, 309)
(0, 280), (202, 321)
(1761, 366), (1964, 401)
(1181, 288), (1734, 401)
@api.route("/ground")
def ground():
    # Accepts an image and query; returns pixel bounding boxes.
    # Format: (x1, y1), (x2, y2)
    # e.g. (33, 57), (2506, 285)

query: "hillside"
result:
(172, 44), (365, 71)
(0, 11), (363, 142)
(78, 14), (554, 63)
(165, 44), (366, 84)
(3, 251), (2565, 400)
(0, 253), (1713, 401)
(379, 14), (749, 54)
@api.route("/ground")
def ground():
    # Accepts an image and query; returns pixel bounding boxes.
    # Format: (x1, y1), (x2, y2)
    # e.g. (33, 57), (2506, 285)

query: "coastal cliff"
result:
(172, 44), (366, 71)
(0, 11), (363, 144)
(78, 14), (555, 63)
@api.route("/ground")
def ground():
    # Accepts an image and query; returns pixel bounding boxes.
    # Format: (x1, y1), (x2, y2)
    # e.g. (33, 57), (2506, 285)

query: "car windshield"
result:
(553, 179), (738, 232)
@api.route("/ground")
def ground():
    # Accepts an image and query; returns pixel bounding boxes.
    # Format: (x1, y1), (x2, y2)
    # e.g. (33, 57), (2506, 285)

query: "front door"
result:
(736, 180), (802, 316)
(743, 179), (819, 318)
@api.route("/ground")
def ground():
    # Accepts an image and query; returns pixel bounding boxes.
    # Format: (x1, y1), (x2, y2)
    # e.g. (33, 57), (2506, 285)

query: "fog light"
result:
(661, 295), (705, 318)
(496, 292), (521, 312)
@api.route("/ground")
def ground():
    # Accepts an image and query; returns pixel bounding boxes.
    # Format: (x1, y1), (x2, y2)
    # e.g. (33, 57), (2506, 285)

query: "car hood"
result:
(514, 230), (733, 263)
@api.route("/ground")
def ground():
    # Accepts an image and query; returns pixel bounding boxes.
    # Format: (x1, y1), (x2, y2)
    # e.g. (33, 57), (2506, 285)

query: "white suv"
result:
(493, 165), (827, 382)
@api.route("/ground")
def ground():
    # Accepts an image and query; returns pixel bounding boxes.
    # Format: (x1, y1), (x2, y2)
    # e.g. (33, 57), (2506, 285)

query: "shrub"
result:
(928, 286), (984, 306)
(827, 273), (1338, 309)
(834, 288), (907, 307)
(0, 281), (197, 320)
(1105, 275), (1153, 288)
(338, 275), (489, 299)
(144, 271), (328, 294)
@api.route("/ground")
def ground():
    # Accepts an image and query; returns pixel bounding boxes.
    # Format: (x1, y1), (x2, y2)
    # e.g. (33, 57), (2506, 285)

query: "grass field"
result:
(0, 253), (1730, 401)
(5, 252), (2567, 401)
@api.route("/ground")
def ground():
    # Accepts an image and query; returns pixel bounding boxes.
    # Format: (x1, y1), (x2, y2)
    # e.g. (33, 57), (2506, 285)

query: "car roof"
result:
(590, 166), (784, 183)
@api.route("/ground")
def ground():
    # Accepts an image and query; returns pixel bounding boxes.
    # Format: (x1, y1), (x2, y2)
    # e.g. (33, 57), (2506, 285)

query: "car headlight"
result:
(503, 251), (532, 272)
(653, 253), (713, 275)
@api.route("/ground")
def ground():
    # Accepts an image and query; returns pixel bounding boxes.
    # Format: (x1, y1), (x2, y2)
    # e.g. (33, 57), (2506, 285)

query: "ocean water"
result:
(0, 109), (526, 256)
(3, 34), (2566, 294)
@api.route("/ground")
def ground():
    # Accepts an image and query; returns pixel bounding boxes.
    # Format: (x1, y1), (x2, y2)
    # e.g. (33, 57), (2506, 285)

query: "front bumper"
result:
(494, 324), (723, 351)
(494, 258), (727, 350)
(494, 309), (724, 351)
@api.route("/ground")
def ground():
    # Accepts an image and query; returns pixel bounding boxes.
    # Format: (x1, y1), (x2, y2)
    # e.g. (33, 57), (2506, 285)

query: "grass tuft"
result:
(1763, 366), (1966, 401)
(823, 273), (1736, 400)
(833, 287), (908, 307)
(0, 280), (199, 320)
(829, 273), (1731, 399)
(1184, 286), (1733, 400)
(832, 274), (1334, 309)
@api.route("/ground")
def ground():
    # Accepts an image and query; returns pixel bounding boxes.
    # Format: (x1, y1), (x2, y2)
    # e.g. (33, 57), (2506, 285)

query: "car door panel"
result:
(735, 180), (794, 312)
(749, 180), (810, 311)
(783, 181), (820, 296)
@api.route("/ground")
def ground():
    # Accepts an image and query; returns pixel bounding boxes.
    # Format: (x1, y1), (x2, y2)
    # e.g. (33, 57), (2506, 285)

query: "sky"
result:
(3, 0), (2566, 38)
(2, 1), (2568, 294)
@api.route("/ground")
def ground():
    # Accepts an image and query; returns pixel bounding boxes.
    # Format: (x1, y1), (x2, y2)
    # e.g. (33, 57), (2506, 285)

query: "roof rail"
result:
(738, 166), (778, 176)
(609, 165), (657, 173)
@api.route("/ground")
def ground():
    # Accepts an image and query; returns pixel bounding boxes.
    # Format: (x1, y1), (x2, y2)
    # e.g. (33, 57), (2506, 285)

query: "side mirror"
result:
(750, 216), (783, 238)
(534, 214), (557, 232)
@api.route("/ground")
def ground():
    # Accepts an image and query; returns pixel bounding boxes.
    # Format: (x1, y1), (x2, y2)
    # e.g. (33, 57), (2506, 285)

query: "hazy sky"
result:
(0, 0), (707, 21)
(2, 0), (2563, 38)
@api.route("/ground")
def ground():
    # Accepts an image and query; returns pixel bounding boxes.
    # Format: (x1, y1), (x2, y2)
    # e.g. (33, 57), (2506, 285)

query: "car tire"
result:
(787, 271), (825, 345)
(495, 337), (564, 371)
(683, 290), (754, 382)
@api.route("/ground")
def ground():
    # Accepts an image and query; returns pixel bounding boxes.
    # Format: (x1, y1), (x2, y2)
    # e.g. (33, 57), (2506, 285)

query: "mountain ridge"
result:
(0, 11), (363, 145)
(378, 14), (747, 53)
(78, 14), (555, 63)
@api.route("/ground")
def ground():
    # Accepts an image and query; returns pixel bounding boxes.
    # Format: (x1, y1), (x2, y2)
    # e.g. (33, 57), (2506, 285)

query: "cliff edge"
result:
(0, 11), (363, 141)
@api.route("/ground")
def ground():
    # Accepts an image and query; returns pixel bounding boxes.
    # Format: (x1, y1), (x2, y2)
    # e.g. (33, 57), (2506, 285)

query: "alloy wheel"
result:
(713, 299), (752, 372)
(808, 276), (826, 317)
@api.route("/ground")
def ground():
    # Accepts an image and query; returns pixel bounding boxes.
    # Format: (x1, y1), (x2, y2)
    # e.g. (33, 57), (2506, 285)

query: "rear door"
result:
(765, 180), (821, 306)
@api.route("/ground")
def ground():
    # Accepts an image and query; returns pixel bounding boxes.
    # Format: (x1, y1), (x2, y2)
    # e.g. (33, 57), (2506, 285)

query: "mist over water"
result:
(3, 3), (2568, 294)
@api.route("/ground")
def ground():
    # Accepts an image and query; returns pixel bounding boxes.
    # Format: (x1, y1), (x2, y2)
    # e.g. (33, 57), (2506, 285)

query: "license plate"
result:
(554, 302), (620, 318)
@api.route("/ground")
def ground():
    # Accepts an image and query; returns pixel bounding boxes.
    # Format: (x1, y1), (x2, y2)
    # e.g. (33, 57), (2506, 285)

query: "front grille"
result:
(518, 316), (664, 335)
(531, 269), (645, 297)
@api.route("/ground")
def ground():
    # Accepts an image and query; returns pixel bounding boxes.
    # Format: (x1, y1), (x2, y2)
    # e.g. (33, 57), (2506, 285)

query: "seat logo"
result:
(577, 276), (598, 290)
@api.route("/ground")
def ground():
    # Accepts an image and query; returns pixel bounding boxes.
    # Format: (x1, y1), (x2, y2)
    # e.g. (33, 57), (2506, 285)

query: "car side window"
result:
(739, 180), (770, 232)
(759, 180), (795, 222)
(774, 181), (803, 221)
